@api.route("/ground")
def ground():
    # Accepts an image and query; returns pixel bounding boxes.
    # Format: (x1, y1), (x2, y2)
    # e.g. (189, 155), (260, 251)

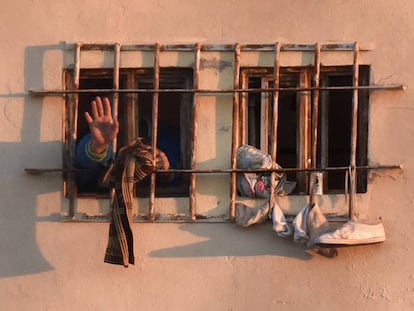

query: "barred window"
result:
(65, 68), (193, 198)
(241, 65), (369, 194)
(27, 42), (404, 222)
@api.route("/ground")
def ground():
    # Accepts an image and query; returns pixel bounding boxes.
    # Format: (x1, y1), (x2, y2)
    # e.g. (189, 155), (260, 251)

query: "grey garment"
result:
(236, 144), (296, 198)
(235, 201), (270, 227)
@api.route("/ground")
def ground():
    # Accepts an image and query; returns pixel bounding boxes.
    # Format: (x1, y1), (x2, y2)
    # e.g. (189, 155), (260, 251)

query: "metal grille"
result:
(27, 42), (405, 222)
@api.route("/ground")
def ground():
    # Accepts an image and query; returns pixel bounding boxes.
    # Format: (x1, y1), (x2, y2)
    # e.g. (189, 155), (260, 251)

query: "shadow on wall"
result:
(0, 43), (318, 278)
(0, 146), (59, 278)
(149, 222), (313, 260)
(0, 43), (66, 278)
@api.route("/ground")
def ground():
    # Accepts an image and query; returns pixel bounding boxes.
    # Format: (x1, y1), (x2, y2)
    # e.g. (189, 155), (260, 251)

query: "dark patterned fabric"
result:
(102, 138), (155, 267)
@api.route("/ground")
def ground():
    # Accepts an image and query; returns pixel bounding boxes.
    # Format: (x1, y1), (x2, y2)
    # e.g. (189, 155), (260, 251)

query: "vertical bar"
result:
(269, 42), (280, 205)
(309, 43), (321, 206)
(230, 43), (241, 221)
(112, 43), (121, 153)
(125, 72), (136, 143)
(240, 71), (249, 145)
(110, 43), (121, 208)
(189, 43), (201, 221)
(68, 42), (81, 218)
(150, 43), (160, 221)
(349, 42), (359, 220)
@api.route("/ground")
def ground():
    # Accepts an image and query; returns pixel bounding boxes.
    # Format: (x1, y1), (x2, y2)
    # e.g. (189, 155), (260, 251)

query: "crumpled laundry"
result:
(236, 201), (329, 247)
(235, 144), (330, 248)
(236, 144), (296, 198)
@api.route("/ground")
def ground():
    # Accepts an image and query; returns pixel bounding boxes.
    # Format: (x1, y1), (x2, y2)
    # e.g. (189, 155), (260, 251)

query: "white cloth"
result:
(236, 201), (330, 248)
(234, 144), (331, 247)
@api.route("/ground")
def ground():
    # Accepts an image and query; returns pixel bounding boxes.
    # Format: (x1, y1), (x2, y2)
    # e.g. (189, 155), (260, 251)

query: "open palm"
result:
(85, 97), (119, 154)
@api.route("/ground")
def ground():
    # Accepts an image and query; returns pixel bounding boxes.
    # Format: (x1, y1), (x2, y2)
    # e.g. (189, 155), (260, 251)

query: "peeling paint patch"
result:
(200, 57), (232, 71)
(218, 125), (231, 132)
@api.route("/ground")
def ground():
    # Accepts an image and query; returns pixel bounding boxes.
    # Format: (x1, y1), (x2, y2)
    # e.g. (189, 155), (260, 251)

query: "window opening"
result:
(241, 65), (370, 194)
(66, 68), (193, 198)
(133, 68), (193, 197)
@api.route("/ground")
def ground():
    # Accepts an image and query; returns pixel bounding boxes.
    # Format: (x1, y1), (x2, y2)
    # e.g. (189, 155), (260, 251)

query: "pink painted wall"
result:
(0, 1), (413, 310)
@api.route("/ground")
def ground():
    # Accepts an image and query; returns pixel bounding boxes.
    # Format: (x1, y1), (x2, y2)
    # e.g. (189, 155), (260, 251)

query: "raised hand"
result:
(85, 96), (119, 154)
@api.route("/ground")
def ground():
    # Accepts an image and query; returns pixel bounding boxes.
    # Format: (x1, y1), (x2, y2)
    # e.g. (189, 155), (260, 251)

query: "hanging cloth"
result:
(102, 138), (155, 267)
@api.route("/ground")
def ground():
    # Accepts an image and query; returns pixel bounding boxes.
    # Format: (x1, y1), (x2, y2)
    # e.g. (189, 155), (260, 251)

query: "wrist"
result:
(86, 140), (108, 161)
(90, 139), (108, 155)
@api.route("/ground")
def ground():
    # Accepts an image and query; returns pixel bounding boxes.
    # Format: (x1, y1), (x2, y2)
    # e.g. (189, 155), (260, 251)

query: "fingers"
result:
(84, 111), (93, 125)
(95, 96), (104, 116)
(90, 98), (99, 120)
(102, 97), (112, 118)
(90, 96), (112, 120)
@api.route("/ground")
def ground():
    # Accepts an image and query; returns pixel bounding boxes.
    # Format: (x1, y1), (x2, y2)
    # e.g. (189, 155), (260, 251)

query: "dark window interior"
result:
(244, 66), (369, 194)
(72, 68), (193, 197)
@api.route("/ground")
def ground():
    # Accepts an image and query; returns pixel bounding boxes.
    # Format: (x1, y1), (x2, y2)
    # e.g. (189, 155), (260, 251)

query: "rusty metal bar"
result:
(239, 71), (249, 145)
(67, 42), (82, 218)
(112, 43), (120, 154)
(110, 42), (121, 211)
(74, 42), (373, 52)
(230, 43), (241, 221)
(309, 43), (321, 206)
(25, 164), (403, 175)
(149, 43), (161, 221)
(29, 84), (406, 96)
(190, 43), (201, 221)
(269, 42), (281, 207)
(349, 43), (360, 220)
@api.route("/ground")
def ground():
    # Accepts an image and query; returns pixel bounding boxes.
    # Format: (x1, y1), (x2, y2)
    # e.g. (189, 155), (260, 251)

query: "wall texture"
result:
(1, 1), (413, 310)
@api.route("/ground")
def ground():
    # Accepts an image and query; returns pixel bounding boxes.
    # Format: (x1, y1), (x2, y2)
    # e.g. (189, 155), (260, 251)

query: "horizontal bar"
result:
(59, 213), (232, 223)
(157, 164), (403, 174)
(59, 212), (349, 223)
(69, 42), (373, 52)
(29, 84), (406, 96)
(25, 164), (402, 175)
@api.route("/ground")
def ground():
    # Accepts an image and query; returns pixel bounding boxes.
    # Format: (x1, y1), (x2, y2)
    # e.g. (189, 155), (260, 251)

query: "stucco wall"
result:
(1, 1), (413, 310)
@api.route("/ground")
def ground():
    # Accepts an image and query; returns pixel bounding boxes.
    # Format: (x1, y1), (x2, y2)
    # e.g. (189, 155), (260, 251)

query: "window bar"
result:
(25, 164), (402, 176)
(112, 43), (121, 152)
(269, 42), (281, 207)
(29, 84), (406, 96)
(190, 43), (201, 221)
(239, 71), (249, 145)
(116, 43), (372, 53)
(230, 43), (241, 221)
(309, 43), (321, 206)
(149, 43), (161, 221)
(67, 42), (82, 218)
(109, 43), (121, 210)
(349, 42), (360, 220)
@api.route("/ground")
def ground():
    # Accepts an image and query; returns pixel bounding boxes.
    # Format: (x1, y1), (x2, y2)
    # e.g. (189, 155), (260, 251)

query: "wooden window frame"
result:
(64, 67), (194, 198)
(240, 65), (370, 194)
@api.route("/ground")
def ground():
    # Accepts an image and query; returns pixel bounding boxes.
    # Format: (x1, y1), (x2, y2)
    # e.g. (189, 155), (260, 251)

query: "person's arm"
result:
(75, 133), (113, 169)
